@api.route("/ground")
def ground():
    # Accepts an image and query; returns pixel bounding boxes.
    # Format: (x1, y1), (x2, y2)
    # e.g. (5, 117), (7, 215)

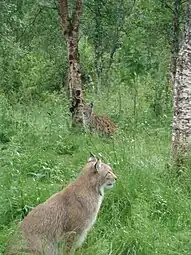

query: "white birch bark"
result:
(172, 0), (191, 160)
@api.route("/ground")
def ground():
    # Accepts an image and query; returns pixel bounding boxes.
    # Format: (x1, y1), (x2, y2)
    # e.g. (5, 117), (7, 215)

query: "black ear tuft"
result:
(89, 152), (95, 158)
(88, 152), (97, 162)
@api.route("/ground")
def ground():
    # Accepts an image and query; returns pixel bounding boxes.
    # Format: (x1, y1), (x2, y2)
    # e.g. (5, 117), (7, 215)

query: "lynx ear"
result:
(94, 158), (102, 171)
(88, 153), (97, 162)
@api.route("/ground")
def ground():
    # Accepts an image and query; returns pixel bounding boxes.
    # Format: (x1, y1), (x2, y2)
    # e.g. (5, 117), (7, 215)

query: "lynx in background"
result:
(83, 102), (117, 135)
(7, 155), (117, 255)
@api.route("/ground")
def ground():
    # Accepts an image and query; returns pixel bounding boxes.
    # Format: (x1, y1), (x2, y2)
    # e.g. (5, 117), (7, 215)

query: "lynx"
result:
(83, 102), (117, 135)
(7, 155), (117, 255)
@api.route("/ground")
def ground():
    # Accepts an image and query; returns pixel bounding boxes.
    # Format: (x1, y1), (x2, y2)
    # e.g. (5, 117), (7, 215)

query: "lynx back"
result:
(83, 102), (117, 135)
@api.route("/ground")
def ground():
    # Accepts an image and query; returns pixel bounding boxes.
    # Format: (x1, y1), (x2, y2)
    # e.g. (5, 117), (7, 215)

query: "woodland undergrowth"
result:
(0, 82), (191, 255)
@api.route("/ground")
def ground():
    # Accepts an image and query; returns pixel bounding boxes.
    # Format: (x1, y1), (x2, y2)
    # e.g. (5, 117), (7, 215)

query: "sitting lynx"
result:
(83, 102), (117, 135)
(7, 155), (117, 255)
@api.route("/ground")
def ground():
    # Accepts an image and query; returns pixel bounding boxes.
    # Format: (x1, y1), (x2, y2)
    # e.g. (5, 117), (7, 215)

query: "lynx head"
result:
(82, 102), (94, 126)
(84, 154), (117, 192)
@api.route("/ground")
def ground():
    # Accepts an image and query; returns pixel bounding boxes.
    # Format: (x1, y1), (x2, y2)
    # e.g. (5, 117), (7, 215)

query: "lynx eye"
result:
(106, 173), (111, 178)
(104, 171), (110, 178)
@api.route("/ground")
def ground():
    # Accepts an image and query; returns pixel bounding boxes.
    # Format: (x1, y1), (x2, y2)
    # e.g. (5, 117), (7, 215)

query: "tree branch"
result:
(59, 0), (69, 36)
(165, 4), (175, 13)
(159, 1), (175, 14)
(72, 0), (83, 34)
(15, 8), (42, 42)
(181, 0), (187, 5)
(84, 3), (96, 14)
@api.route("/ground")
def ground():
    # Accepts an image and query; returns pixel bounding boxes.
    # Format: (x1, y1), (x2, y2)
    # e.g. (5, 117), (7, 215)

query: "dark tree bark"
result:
(171, 0), (182, 84)
(165, 0), (182, 86)
(59, 0), (84, 125)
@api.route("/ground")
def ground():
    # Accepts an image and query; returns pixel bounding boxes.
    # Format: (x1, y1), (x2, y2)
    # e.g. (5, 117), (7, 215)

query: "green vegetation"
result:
(0, 83), (191, 254)
(1, 0), (191, 254)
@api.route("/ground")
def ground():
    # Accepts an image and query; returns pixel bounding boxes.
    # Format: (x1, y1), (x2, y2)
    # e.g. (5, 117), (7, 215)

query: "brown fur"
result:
(83, 102), (117, 135)
(7, 156), (117, 255)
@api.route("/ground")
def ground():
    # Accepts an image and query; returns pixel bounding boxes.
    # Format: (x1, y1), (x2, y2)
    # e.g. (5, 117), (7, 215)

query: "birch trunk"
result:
(59, 0), (84, 125)
(172, 0), (191, 162)
(166, 0), (182, 87)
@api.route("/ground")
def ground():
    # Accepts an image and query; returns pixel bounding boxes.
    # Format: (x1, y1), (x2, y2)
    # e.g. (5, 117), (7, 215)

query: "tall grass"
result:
(0, 82), (191, 255)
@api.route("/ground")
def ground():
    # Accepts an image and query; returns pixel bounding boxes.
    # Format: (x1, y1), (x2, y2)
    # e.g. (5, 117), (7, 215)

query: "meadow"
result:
(0, 82), (191, 255)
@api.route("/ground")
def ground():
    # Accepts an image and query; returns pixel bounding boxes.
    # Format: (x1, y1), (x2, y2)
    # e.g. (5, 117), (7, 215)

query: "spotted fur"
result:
(83, 102), (117, 135)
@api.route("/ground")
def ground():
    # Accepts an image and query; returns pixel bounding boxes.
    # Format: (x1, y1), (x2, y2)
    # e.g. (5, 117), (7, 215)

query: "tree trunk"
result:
(166, 0), (182, 86)
(171, 0), (182, 84)
(172, 0), (191, 163)
(59, 0), (84, 125)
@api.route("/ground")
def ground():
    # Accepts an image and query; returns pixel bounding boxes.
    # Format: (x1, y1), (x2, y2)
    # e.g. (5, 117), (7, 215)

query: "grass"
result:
(0, 83), (191, 255)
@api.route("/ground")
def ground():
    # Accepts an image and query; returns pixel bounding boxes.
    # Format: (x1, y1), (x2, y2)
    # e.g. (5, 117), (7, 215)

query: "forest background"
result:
(0, 0), (191, 254)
